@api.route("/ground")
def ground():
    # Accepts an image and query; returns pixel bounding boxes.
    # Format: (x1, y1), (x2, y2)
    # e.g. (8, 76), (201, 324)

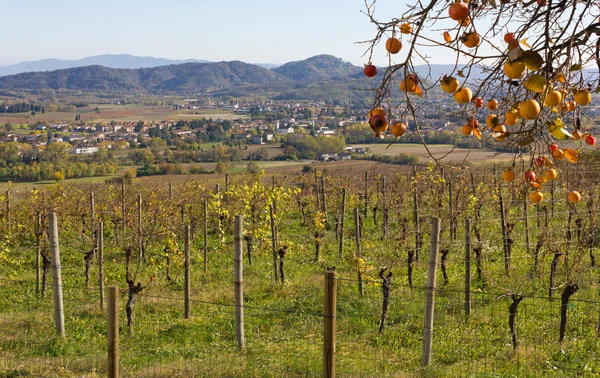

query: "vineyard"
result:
(2, 159), (600, 377)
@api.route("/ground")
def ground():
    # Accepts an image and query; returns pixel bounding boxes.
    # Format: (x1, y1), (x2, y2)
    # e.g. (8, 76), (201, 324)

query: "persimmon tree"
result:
(361, 0), (599, 202)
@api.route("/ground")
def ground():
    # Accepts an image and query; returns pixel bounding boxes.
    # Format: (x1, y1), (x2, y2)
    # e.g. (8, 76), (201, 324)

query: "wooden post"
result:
(413, 166), (421, 261)
(107, 286), (119, 378)
(90, 192), (95, 251)
(184, 224), (191, 319)
(270, 204), (278, 283)
(48, 212), (65, 337)
(465, 218), (472, 316)
(363, 172), (369, 218)
(169, 182), (173, 201)
(321, 175), (327, 215)
(137, 194), (143, 263)
(551, 179), (555, 218)
(216, 184), (224, 245)
(6, 190), (10, 232)
(203, 198), (208, 273)
(234, 215), (245, 350)
(271, 175), (276, 215)
(315, 171), (321, 213)
(382, 176), (388, 238)
(338, 189), (347, 260)
(323, 269), (337, 378)
(99, 222), (104, 310)
(354, 208), (364, 296)
(35, 213), (41, 294)
(449, 179), (454, 240)
(121, 181), (126, 236)
(422, 217), (441, 367)
(524, 188), (531, 257)
(495, 166), (509, 274)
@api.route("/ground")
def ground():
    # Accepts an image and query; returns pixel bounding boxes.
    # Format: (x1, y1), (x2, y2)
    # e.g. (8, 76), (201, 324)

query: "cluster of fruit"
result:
(367, 107), (407, 139)
(501, 141), (592, 204)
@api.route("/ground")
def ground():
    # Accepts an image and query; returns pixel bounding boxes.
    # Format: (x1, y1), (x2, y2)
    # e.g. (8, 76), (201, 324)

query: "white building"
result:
(73, 146), (99, 155)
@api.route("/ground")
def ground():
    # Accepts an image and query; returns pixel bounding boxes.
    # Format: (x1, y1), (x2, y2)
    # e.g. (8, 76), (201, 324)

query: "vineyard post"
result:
(551, 179), (555, 218)
(524, 188), (531, 257)
(225, 174), (230, 202)
(216, 184), (224, 245)
(321, 174), (327, 216)
(495, 165), (510, 274)
(315, 170), (321, 212)
(6, 190), (10, 233)
(107, 286), (119, 378)
(413, 166), (421, 261)
(270, 204), (278, 283)
(323, 268), (337, 378)
(422, 217), (441, 367)
(338, 188), (346, 260)
(184, 224), (191, 319)
(363, 172), (368, 218)
(234, 215), (245, 350)
(271, 175), (277, 215)
(449, 179), (455, 240)
(169, 182), (173, 201)
(137, 194), (143, 264)
(354, 208), (364, 296)
(90, 192), (95, 254)
(49, 212), (65, 337)
(35, 213), (41, 294)
(203, 198), (208, 273)
(382, 176), (388, 238)
(99, 221), (104, 310)
(465, 218), (472, 316)
(121, 181), (125, 237)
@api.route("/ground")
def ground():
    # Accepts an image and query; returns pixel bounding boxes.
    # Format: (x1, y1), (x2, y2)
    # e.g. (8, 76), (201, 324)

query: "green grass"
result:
(1, 170), (600, 377)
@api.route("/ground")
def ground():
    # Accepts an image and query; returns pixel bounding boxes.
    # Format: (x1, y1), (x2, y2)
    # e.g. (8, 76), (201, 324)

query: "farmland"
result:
(1, 158), (600, 377)
(0, 104), (247, 126)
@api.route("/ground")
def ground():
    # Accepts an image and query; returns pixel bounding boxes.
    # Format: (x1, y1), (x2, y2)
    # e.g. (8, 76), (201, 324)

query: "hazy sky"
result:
(1, 0), (436, 66)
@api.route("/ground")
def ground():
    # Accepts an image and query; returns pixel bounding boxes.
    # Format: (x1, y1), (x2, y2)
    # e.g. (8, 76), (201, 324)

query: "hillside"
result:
(272, 55), (361, 81)
(0, 54), (207, 77)
(0, 61), (291, 94)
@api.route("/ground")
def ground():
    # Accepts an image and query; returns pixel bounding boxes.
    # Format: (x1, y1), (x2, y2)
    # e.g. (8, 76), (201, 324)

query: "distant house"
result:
(72, 146), (99, 155)
(318, 152), (338, 161)
(250, 135), (265, 145)
(339, 152), (352, 160)
(316, 127), (335, 136)
(275, 127), (294, 134)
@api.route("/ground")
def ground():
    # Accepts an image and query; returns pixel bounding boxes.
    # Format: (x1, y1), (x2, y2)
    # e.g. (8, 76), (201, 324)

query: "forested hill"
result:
(0, 61), (289, 93)
(0, 55), (366, 92)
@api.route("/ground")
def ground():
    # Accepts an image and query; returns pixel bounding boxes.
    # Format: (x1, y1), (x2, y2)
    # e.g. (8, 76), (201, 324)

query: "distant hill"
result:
(0, 61), (290, 93)
(1, 54), (593, 104)
(0, 54), (208, 77)
(273, 55), (361, 81)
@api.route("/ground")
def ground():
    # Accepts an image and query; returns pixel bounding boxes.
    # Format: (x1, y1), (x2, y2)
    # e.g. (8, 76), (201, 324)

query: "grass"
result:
(1, 166), (600, 376)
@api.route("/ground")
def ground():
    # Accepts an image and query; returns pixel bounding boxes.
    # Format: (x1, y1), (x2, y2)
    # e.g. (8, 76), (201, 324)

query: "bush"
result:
(302, 164), (314, 173)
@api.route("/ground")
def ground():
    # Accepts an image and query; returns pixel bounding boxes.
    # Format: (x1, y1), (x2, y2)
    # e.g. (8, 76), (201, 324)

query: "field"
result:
(0, 104), (247, 125)
(1, 159), (600, 377)
(355, 143), (515, 163)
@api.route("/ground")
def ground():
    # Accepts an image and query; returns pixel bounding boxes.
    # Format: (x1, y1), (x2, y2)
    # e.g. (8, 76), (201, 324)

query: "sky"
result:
(0, 0), (431, 67)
